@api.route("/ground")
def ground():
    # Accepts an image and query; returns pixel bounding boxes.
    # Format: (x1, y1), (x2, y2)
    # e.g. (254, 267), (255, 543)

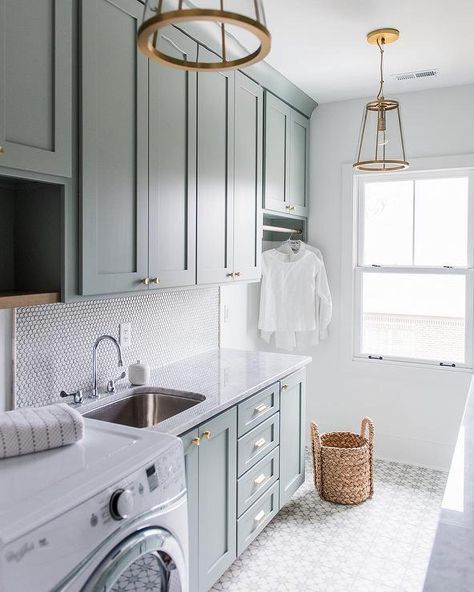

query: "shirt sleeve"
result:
(315, 257), (332, 339)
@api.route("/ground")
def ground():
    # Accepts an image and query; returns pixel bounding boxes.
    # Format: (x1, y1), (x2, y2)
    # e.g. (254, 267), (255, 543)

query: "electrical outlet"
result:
(119, 323), (131, 348)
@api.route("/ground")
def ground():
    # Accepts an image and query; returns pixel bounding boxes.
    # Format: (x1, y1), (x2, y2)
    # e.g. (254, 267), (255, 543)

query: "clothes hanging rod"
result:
(262, 224), (303, 235)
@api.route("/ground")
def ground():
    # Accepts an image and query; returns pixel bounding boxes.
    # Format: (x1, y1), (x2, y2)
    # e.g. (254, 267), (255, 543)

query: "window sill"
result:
(352, 355), (473, 373)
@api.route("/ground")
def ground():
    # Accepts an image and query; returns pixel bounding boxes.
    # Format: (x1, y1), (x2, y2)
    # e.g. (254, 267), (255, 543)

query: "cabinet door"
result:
(263, 92), (291, 214)
(0, 0), (72, 177)
(233, 72), (263, 282)
(198, 407), (237, 592)
(196, 46), (235, 285)
(279, 368), (306, 507)
(181, 430), (200, 592)
(148, 29), (197, 288)
(289, 111), (309, 217)
(80, 0), (149, 295)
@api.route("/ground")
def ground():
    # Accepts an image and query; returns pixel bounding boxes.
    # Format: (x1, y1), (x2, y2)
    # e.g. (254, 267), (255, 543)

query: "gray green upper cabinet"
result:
(181, 407), (237, 592)
(196, 46), (235, 285)
(232, 72), (263, 282)
(80, 0), (149, 296)
(279, 368), (306, 507)
(148, 28), (197, 289)
(264, 92), (309, 217)
(0, 0), (72, 177)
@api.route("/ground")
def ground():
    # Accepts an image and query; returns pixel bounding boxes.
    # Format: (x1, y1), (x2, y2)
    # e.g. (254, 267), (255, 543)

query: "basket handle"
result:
(310, 421), (322, 494)
(360, 416), (374, 497)
(360, 416), (374, 446)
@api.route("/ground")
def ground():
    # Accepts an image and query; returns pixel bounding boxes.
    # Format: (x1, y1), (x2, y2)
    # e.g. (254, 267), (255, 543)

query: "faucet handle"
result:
(60, 389), (84, 404)
(106, 371), (126, 393)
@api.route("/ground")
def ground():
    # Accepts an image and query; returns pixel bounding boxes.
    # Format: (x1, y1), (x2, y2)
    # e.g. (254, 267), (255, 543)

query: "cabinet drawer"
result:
(238, 414), (279, 477)
(237, 481), (279, 555)
(237, 447), (279, 517)
(237, 383), (279, 437)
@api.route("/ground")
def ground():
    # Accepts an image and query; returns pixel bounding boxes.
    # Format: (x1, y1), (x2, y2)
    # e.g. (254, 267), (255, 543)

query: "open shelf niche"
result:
(0, 176), (62, 309)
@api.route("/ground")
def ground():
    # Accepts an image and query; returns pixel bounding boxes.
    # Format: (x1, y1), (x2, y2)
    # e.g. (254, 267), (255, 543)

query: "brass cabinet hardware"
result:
(281, 384), (288, 390)
(254, 473), (266, 486)
(290, 205), (295, 211)
(285, 204), (291, 209)
(150, 277), (160, 285)
(226, 272), (235, 278)
(191, 437), (201, 446)
(254, 437), (266, 448)
(0, 145), (4, 155)
(201, 430), (212, 440)
(255, 403), (268, 414)
(254, 509), (266, 522)
(142, 277), (151, 285)
(234, 271), (241, 277)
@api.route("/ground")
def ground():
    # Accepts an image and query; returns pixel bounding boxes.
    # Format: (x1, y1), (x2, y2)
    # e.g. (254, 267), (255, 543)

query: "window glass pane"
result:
(361, 272), (466, 363)
(362, 181), (413, 265)
(414, 177), (469, 267)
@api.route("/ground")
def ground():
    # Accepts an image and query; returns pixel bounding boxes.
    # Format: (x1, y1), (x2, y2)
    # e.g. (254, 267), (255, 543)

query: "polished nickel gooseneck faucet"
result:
(91, 335), (124, 397)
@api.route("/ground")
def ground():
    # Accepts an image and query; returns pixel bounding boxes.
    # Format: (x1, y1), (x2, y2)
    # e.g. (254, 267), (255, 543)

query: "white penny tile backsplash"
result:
(15, 287), (219, 407)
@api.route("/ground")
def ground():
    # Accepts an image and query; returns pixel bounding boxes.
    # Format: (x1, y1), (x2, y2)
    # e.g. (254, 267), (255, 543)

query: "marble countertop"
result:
(80, 348), (311, 436)
(423, 376), (474, 592)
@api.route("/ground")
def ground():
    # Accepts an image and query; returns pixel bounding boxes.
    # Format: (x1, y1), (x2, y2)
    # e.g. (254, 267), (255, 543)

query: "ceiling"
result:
(263, 0), (474, 103)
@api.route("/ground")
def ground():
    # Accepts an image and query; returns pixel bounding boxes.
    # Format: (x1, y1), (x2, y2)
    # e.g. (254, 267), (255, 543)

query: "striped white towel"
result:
(0, 404), (84, 459)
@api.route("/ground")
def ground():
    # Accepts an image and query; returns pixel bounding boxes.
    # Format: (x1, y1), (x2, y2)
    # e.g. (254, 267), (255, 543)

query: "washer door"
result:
(82, 527), (185, 592)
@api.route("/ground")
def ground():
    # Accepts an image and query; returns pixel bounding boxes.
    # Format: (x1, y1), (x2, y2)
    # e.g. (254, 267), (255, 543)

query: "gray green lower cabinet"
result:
(182, 407), (237, 592)
(180, 368), (306, 591)
(279, 368), (306, 506)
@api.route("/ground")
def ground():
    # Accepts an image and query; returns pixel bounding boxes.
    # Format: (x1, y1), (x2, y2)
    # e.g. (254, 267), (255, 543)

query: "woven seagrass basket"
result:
(311, 417), (374, 505)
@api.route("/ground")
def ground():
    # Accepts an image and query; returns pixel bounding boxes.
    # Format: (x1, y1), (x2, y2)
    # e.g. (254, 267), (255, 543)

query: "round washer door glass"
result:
(83, 528), (184, 592)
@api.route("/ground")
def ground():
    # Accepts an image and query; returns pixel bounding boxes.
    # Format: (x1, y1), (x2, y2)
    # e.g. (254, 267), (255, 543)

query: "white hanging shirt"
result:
(258, 242), (332, 351)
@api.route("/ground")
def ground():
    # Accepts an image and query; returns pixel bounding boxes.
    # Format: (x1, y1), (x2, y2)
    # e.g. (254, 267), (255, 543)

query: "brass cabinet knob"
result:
(291, 206), (296, 211)
(201, 430), (212, 440)
(234, 272), (241, 277)
(281, 384), (288, 391)
(285, 204), (291, 209)
(192, 437), (201, 446)
(150, 277), (160, 285)
(226, 272), (235, 278)
(142, 277), (151, 285)
(0, 145), (4, 155)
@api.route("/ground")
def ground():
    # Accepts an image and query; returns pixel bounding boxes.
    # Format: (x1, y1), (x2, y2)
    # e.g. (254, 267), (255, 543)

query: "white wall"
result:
(221, 84), (474, 470)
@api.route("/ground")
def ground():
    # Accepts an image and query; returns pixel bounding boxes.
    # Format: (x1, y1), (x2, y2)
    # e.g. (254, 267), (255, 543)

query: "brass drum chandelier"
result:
(138, 0), (271, 71)
(353, 28), (409, 172)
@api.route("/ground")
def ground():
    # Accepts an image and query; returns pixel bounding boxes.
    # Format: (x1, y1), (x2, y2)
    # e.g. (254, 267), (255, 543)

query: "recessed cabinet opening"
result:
(0, 176), (62, 308)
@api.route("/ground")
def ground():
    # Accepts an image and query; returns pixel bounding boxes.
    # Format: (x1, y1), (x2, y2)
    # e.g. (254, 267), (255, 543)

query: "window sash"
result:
(356, 170), (474, 269)
(353, 169), (474, 369)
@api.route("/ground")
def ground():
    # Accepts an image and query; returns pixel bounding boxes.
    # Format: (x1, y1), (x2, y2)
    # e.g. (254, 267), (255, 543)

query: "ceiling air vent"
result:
(393, 69), (439, 81)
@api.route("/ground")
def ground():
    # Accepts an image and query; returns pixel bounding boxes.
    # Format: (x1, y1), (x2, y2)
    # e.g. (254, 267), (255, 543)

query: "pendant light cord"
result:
(376, 38), (385, 100)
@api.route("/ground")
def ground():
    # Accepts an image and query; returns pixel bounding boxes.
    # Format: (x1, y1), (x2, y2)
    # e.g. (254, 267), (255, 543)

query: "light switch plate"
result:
(119, 323), (132, 348)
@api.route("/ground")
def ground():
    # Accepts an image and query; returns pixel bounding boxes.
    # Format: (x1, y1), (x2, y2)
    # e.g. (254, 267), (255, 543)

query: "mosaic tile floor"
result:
(110, 454), (446, 592)
(211, 455), (446, 592)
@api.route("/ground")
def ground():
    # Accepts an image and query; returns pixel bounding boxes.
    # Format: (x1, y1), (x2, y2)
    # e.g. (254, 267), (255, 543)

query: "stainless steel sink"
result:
(82, 387), (205, 428)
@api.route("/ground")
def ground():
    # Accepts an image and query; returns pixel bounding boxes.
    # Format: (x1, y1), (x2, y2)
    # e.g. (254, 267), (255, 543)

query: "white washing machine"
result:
(0, 419), (188, 592)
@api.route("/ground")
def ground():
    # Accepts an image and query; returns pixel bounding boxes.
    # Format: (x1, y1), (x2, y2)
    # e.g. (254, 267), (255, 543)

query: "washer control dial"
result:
(109, 489), (134, 521)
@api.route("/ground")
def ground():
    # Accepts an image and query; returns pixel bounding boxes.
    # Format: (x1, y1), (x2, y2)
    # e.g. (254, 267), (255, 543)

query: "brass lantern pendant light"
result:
(353, 28), (409, 172)
(138, 1), (271, 71)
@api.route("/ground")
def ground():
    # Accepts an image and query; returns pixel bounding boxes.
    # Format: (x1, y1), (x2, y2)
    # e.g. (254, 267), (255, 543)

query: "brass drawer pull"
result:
(254, 510), (266, 522)
(226, 272), (235, 278)
(234, 271), (241, 277)
(285, 204), (291, 209)
(191, 437), (201, 446)
(142, 277), (151, 285)
(254, 437), (266, 449)
(150, 277), (160, 285)
(201, 430), (212, 440)
(255, 403), (268, 414)
(254, 473), (266, 486)
(281, 384), (288, 391)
